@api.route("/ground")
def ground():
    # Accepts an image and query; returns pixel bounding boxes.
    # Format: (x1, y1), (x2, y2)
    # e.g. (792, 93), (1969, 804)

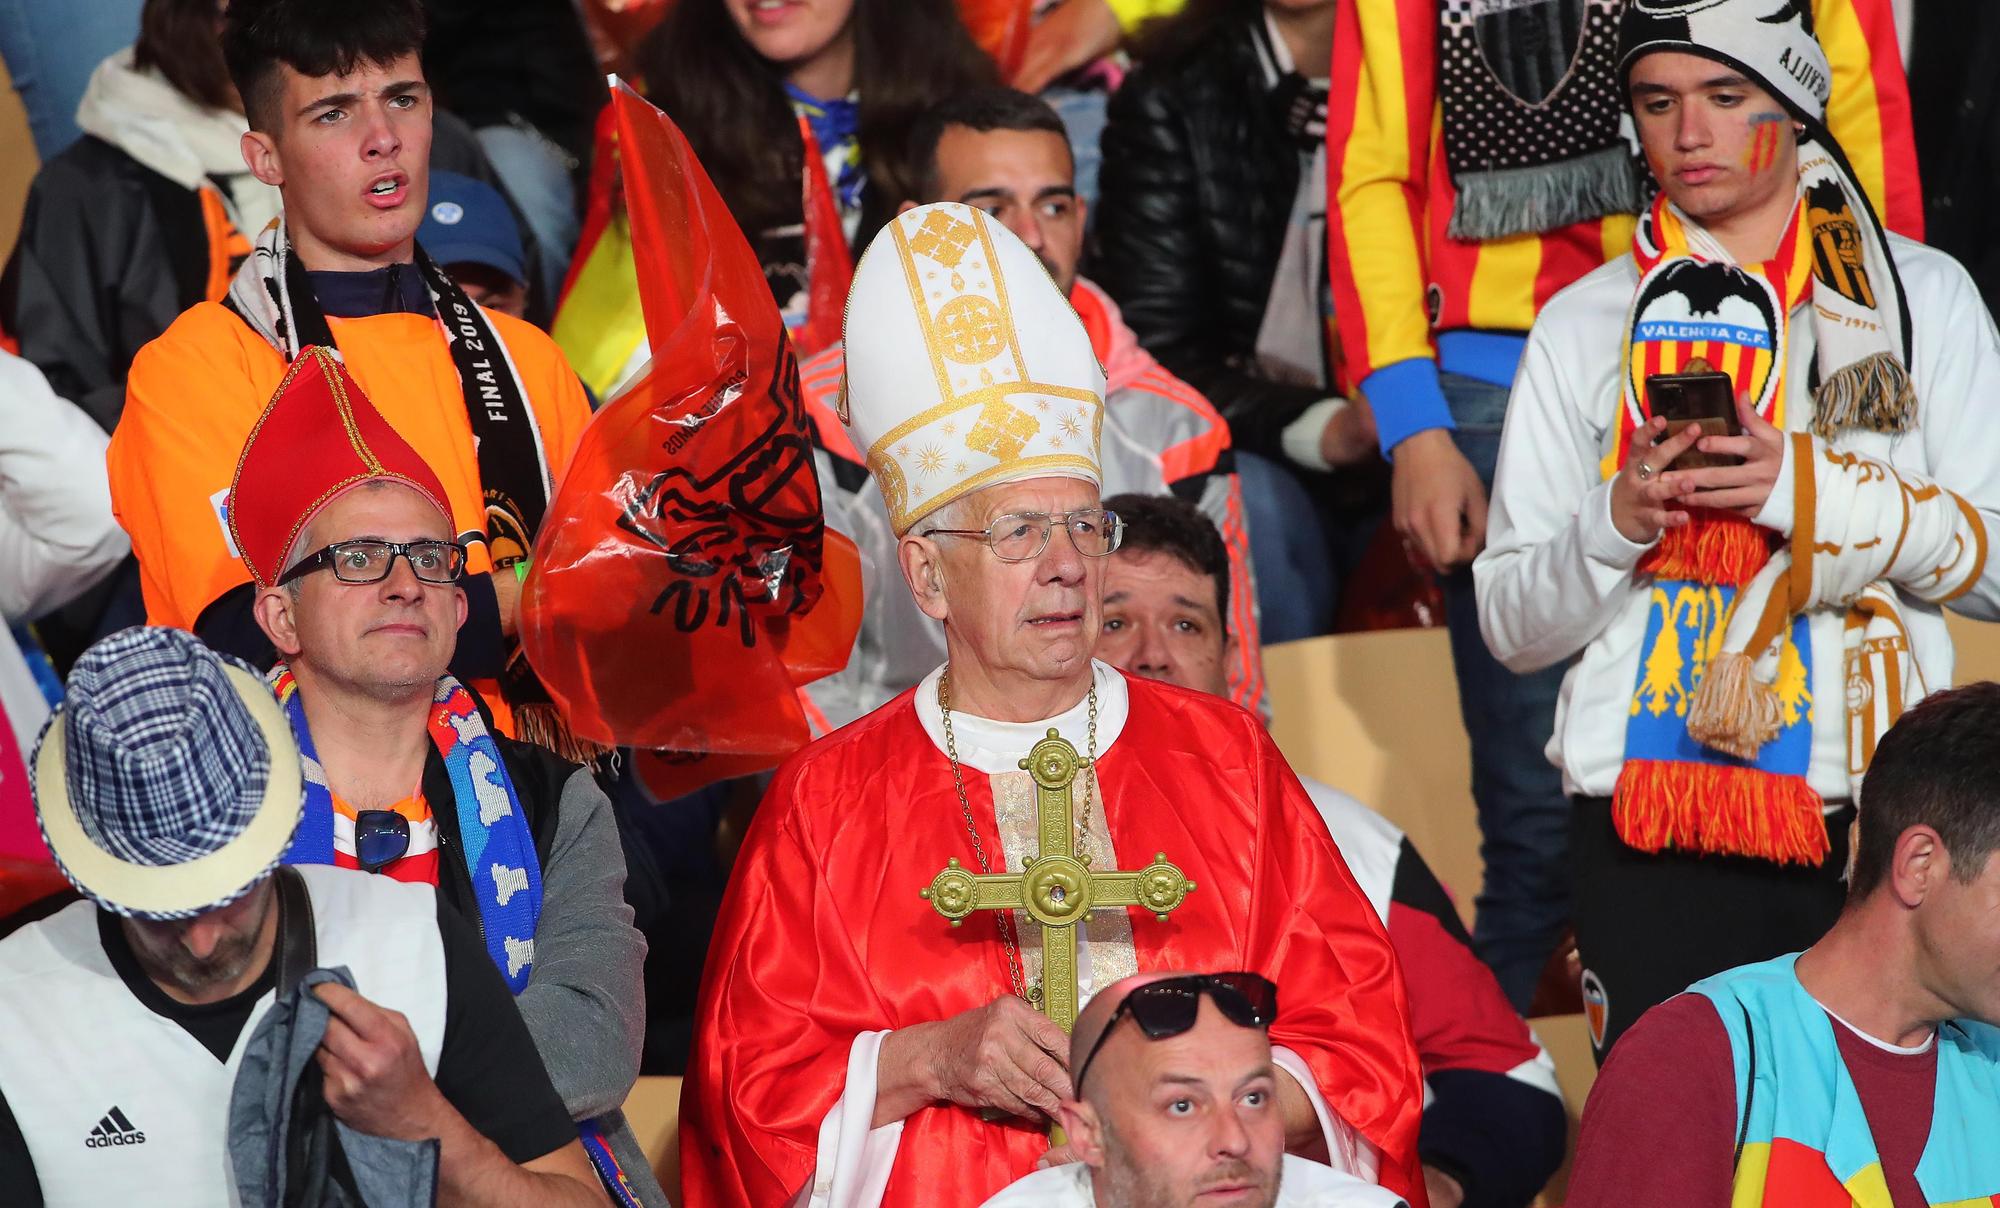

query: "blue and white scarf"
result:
(273, 668), (543, 992)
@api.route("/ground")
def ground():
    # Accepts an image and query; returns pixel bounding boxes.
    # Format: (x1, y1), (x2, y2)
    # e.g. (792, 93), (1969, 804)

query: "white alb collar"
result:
(914, 660), (1129, 775)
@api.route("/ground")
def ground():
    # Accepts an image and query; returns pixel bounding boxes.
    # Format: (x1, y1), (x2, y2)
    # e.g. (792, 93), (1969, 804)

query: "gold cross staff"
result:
(920, 729), (1196, 1033)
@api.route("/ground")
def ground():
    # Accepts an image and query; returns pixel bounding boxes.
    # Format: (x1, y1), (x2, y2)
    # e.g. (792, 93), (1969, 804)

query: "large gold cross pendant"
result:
(920, 729), (1196, 1033)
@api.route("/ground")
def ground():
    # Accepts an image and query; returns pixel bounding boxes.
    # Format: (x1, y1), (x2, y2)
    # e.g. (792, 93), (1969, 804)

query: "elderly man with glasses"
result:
(678, 205), (1424, 1208)
(227, 346), (669, 1207)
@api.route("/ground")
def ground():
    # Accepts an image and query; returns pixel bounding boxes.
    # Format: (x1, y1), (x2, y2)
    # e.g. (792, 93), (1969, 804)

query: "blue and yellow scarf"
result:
(1606, 194), (1826, 865)
(785, 83), (863, 218)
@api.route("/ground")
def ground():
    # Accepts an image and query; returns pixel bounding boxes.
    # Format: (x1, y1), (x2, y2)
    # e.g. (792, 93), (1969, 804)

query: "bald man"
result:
(981, 972), (1408, 1208)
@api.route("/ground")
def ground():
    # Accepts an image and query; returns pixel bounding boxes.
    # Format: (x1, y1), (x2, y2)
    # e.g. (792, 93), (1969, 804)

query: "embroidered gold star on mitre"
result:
(838, 203), (1106, 533)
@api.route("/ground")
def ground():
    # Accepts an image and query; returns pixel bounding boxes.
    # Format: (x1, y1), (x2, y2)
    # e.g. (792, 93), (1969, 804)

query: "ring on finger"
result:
(1636, 461), (1656, 481)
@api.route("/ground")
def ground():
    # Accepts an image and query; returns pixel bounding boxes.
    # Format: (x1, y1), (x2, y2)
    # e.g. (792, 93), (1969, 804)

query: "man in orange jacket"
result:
(107, 0), (591, 705)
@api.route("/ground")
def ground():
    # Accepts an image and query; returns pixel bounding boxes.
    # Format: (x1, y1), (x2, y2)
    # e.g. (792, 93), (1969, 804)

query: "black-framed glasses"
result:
(278, 539), (468, 586)
(919, 509), (1124, 562)
(353, 810), (412, 874)
(1074, 972), (1278, 1096)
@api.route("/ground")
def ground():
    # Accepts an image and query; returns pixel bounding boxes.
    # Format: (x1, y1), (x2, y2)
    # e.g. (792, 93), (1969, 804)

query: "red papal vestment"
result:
(680, 662), (1424, 1207)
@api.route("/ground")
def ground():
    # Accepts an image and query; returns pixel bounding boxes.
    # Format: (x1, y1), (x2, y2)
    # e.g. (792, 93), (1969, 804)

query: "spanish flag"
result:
(550, 102), (648, 400)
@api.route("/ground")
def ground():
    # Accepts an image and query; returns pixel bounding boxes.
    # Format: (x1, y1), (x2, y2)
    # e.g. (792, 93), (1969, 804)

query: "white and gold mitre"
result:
(839, 202), (1106, 534)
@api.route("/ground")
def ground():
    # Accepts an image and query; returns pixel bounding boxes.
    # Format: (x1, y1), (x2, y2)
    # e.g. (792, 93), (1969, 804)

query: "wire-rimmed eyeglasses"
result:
(918, 509), (1124, 562)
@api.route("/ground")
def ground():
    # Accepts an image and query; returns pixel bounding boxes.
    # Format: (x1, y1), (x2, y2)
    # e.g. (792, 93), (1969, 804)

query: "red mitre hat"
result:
(229, 346), (453, 587)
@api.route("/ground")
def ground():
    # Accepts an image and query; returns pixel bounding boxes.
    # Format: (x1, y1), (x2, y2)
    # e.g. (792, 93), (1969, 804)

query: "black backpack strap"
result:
(270, 867), (317, 993)
(1732, 1000), (1758, 1172)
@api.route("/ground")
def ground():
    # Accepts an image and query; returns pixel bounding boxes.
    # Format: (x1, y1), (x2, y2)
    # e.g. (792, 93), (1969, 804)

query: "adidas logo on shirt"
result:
(83, 1107), (145, 1148)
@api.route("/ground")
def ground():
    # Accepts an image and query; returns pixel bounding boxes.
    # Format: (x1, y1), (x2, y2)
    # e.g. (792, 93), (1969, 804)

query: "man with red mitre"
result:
(107, 0), (591, 733)
(678, 203), (1424, 1208)
(229, 346), (668, 1207)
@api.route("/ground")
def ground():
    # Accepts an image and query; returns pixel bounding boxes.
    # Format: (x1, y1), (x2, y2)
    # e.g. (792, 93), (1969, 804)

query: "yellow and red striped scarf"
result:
(1608, 192), (1815, 583)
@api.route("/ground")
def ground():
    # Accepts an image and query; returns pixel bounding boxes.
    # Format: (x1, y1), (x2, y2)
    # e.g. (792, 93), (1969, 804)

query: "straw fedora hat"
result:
(31, 628), (302, 920)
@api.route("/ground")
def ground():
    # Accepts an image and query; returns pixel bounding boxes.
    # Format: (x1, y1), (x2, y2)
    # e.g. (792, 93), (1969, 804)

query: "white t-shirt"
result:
(979, 1154), (1409, 1208)
(0, 866), (447, 1206)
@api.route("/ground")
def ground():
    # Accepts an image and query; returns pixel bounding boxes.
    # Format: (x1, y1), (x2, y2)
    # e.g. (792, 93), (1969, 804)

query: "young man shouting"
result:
(108, 0), (590, 713)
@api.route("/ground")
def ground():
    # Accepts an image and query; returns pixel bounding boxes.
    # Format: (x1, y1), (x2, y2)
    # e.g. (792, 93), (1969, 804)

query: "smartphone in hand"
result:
(1645, 362), (1742, 469)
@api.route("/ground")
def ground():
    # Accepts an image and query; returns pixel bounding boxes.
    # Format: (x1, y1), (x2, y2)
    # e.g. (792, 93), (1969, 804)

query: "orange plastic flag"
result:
(957, 0), (1035, 81)
(520, 81), (861, 799)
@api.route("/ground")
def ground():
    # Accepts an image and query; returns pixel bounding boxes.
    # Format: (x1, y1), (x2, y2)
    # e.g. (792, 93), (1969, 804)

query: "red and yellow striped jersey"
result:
(1326, 0), (1923, 448)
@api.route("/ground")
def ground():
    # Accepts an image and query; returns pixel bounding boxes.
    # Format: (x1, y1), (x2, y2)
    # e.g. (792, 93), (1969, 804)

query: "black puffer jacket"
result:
(7, 135), (219, 431)
(1910, 0), (2000, 315)
(1091, 17), (1322, 463)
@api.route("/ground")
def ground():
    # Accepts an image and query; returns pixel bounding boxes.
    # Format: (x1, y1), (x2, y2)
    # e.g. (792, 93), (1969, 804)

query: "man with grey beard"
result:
(0, 626), (603, 1204)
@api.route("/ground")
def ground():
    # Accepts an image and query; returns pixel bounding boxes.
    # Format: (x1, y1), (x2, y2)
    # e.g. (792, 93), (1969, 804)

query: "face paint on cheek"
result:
(1744, 112), (1786, 174)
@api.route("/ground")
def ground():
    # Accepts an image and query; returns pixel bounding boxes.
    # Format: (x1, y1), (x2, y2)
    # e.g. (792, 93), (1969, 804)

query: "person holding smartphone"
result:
(1474, 0), (2000, 1063)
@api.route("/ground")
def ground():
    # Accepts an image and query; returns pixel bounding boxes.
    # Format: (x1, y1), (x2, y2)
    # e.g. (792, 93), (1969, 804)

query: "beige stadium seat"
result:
(1264, 628), (1484, 925)
(1949, 609), (2000, 682)
(621, 1075), (683, 1201)
(1261, 613), (2000, 920)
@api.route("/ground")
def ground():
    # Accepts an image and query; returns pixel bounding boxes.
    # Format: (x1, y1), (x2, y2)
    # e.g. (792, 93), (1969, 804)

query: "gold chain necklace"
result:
(938, 668), (1101, 1003)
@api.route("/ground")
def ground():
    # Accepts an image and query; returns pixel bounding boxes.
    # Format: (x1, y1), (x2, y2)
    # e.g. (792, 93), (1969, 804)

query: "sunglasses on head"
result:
(1074, 972), (1279, 1096)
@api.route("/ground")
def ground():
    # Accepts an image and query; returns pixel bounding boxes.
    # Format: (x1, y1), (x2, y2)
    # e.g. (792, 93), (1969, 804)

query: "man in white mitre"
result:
(678, 202), (1425, 1208)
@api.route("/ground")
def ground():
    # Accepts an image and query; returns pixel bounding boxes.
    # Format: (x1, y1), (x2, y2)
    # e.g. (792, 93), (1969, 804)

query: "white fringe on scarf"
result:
(225, 217), (313, 358)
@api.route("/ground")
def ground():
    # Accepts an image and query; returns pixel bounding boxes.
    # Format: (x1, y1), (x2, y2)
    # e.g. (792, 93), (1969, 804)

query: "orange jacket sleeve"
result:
(109, 305), (274, 629)
(111, 305), (596, 632)
(489, 310), (596, 489)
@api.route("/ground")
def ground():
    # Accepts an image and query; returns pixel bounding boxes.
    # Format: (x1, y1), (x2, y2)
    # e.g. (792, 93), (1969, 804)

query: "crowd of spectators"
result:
(4, 0), (2000, 1205)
